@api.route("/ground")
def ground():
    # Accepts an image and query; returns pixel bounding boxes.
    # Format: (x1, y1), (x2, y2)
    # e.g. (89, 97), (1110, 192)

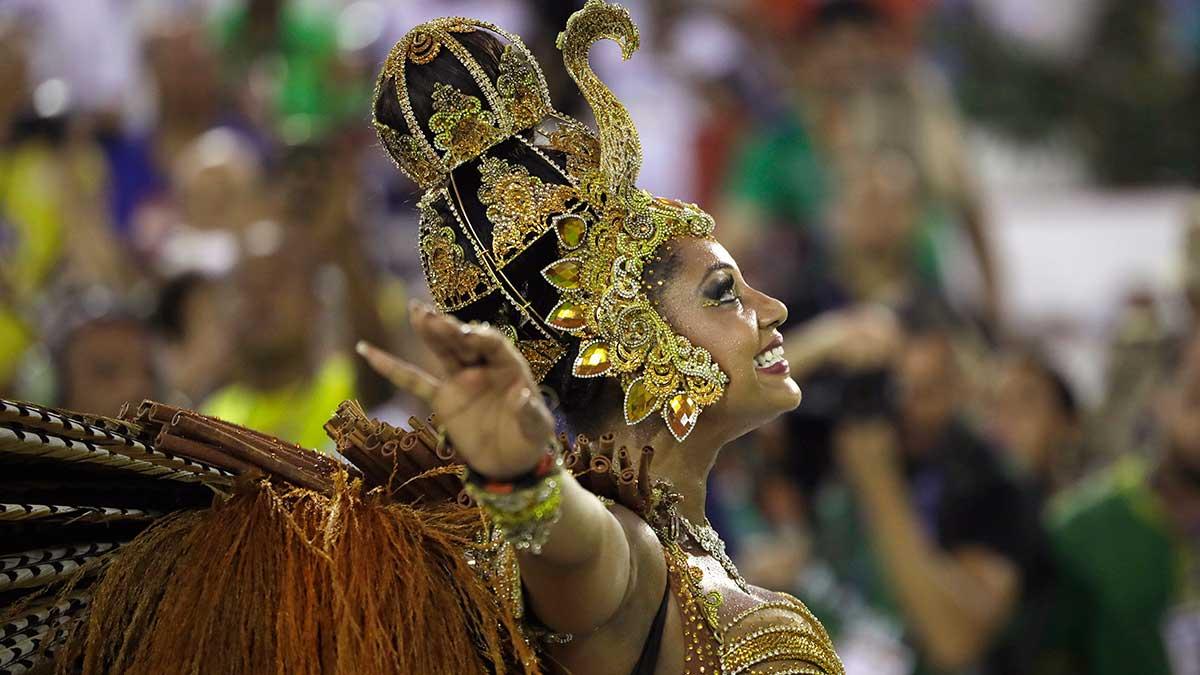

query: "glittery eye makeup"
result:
(700, 268), (740, 307)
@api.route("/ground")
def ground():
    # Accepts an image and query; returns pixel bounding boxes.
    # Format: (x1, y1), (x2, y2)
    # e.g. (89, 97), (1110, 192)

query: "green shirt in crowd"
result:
(725, 112), (830, 231)
(1042, 457), (1198, 675)
(724, 111), (948, 290)
(212, 1), (364, 139)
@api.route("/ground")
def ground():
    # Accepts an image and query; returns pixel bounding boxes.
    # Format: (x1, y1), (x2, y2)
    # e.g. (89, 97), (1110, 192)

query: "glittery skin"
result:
(373, 1), (729, 442)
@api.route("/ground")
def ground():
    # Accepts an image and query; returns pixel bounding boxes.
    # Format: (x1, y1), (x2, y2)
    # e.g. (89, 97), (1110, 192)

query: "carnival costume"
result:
(0, 3), (842, 673)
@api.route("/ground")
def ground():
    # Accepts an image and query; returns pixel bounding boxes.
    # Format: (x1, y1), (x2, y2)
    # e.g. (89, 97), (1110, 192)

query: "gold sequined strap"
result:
(662, 542), (722, 674)
(720, 597), (844, 675)
(736, 659), (836, 674)
(723, 626), (837, 674)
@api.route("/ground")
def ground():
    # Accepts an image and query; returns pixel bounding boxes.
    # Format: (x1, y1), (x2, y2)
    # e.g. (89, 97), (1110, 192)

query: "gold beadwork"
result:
(517, 339), (568, 383)
(428, 83), (504, 167)
(477, 156), (575, 263)
(374, 122), (444, 190)
(418, 191), (495, 310)
(557, 0), (643, 197)
(496, 45), (550, 130)
(407, 30), (441, 64)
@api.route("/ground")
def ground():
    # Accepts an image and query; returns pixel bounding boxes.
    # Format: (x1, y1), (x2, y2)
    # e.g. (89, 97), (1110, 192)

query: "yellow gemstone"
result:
(555, 214), (587, 249)
(624, 378), (656, 424)
(542, 258), (582, 290)
(665, 393), (699, 441)
(573, 342), (611, 377)
(547, 301), (586, 330)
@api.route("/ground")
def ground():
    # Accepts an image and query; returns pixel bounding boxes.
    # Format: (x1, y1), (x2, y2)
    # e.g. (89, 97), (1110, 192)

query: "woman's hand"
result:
(356, 301), (556, 479)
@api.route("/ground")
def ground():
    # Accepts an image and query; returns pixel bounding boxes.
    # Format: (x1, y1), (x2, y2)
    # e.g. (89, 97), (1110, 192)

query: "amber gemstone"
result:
(547, 301), (586, 330)
(573, 342), (612, 377)
(542, 258), (582, 290)
(624, 378), (657, 424)
(664, 393), (699, 441)
(555, 214), (587, 249)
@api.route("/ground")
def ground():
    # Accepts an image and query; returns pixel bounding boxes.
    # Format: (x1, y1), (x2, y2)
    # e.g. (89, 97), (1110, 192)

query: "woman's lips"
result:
(756, 359), (790, 375)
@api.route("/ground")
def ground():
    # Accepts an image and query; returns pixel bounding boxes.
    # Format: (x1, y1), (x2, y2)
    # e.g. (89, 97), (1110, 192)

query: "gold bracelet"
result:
(464, 454), (564, 554)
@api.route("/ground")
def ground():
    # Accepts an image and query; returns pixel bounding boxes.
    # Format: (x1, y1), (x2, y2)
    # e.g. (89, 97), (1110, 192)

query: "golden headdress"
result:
(373, 0), (727, 442)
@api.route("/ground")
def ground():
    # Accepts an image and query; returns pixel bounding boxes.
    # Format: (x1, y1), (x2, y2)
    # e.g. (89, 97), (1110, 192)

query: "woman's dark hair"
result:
(374, 30), (651, 434)
(815, 0), (883, 27)
(1009, 346), (1080, 424)
(153, 273), (208, 344)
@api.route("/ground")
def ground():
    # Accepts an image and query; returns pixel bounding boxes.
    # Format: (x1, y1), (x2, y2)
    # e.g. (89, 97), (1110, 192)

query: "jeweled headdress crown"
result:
(373, 0), (727, 441)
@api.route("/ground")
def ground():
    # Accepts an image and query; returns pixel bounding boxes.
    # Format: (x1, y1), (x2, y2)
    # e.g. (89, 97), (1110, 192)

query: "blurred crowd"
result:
(1, 1), (1198, 674)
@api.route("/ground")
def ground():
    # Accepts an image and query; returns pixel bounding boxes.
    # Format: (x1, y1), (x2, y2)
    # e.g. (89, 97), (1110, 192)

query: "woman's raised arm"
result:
(357, 301), (655, 635)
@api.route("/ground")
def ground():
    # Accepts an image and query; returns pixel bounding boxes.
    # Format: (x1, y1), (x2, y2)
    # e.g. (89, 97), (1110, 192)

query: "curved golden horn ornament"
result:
(555, 0), (643, 197)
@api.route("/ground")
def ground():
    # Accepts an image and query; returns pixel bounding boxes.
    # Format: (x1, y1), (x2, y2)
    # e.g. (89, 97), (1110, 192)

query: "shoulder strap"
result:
(630, 578), (671, 675)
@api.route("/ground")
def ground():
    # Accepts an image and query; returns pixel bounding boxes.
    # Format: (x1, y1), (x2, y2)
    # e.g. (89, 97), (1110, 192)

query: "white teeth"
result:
(754, 345), (785, 369)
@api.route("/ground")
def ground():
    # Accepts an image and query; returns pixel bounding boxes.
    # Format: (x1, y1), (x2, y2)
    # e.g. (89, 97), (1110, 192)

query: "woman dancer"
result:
(359, 2), (843, 672)
(0, 3), (841, 673)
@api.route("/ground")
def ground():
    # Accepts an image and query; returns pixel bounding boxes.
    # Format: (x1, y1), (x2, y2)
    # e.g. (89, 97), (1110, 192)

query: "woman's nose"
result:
(755, 291), (788, 331)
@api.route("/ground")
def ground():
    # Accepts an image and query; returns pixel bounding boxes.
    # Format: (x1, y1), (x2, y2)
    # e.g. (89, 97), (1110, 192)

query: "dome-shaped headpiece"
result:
(373, 17), (554, 189)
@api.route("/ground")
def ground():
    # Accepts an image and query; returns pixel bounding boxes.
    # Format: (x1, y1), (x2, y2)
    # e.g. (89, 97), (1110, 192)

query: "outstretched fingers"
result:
(409, 301), (533, 380)
(356, 341), (440, 404)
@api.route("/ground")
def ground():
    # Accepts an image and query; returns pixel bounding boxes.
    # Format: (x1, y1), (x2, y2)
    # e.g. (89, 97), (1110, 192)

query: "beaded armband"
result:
(464, 451), (565, 554)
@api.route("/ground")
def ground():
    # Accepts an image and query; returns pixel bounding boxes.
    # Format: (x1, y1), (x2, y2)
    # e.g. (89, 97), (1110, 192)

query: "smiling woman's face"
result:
(648, 237), (802, 439)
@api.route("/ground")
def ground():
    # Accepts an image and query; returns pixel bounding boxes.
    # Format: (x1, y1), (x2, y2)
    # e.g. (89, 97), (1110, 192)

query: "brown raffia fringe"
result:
(56, 474), (541, 674)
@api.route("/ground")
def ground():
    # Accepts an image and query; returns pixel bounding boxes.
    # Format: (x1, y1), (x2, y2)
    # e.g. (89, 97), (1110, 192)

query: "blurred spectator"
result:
(100, 11), (229, 235)
(1185, 195), (1200, 326)
(986, 346), (1083, 494)
(1038, 328), (1200, 675)
(137, 127), (262, 272)
(211, 0), (364, 143)
(806, 312), (1044, 673)
(1, 17), (130, 391)
(153, 272), (231, 408)
(1084, 199), (1200, 471)
(6, 0), (148, 126)
(722, 0), (1000, 327)
(828, 147), (926, 306)
(1089, 292), (1177, 468)
(200, 233), (354, 450)
(53, 311), (160, 417)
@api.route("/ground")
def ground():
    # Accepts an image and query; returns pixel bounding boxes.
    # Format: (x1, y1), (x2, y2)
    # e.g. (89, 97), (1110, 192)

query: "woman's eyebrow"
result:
(697, 263), (736, 292)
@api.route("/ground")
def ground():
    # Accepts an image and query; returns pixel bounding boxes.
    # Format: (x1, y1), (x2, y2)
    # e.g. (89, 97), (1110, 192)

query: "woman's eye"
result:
(703, 278), (741, 306)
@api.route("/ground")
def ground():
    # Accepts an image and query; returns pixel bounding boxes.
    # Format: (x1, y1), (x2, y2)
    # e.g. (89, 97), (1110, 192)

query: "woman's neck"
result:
(604, 423), (725, 525)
